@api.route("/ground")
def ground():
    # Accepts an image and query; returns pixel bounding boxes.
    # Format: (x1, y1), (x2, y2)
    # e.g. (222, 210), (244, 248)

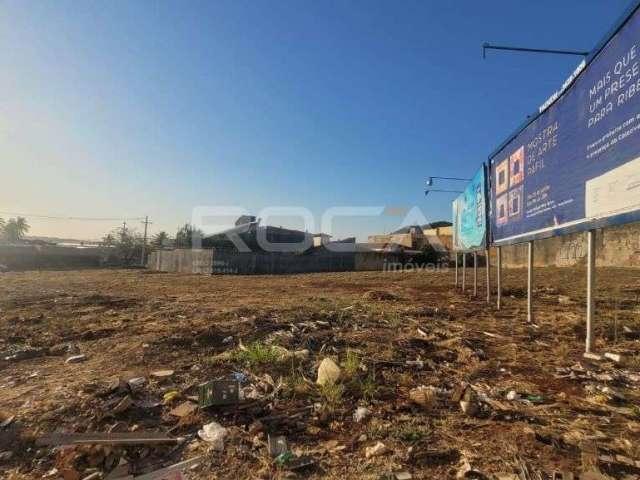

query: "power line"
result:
(0, 212), (146, 222)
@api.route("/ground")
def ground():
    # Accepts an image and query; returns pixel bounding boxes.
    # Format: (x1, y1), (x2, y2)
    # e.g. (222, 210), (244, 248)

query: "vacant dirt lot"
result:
(0, 267), (639, 479)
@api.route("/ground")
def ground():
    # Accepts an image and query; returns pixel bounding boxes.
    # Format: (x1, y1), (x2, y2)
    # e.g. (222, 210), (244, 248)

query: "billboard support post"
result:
(485, 248), (491, 304)
(473, 252), (478, 297)
(455, 253), (459, 287)
(527, 241), (534, 323)
(586, 229), (596, 353)
(462, 254), (466, 291)
(496, 246), (502, 310)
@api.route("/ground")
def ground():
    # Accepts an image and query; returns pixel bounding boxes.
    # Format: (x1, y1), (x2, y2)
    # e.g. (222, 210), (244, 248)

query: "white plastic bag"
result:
(198, 422), (227, 452)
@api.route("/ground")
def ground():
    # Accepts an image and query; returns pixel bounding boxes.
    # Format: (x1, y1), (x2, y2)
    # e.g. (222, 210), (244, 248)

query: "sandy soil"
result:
(0, 267), (639, 479)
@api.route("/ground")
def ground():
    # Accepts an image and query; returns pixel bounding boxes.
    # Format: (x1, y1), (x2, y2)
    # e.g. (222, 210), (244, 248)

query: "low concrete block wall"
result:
(148, 249), (213, 274)
(499, 222), (640, 268)
(147, 249), (401, 274)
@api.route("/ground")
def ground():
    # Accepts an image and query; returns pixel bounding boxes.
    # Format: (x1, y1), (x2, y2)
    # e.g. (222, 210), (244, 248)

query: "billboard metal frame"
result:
(452, 163), (490, 253)
(488, 0), (640, 247)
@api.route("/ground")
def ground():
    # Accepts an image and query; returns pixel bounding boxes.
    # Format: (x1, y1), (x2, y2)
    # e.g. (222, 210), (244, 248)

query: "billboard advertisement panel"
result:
(490, 4), (640, 245)
(452, 165), (488, 252)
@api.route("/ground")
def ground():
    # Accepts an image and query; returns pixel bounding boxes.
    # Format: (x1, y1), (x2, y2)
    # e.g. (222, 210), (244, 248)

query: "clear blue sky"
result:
(0, 0), (632, 240)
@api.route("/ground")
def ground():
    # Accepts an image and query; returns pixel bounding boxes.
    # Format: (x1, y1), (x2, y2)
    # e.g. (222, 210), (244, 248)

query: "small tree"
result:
(175, 224), (204, 248)
(102, 233), (116, 247)
(103, 228), (143, 266)
(151, 231), (170, 248)
(3, 217), (30, 242)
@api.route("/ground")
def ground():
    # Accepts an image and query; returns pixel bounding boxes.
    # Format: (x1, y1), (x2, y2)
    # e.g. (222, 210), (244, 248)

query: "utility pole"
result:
(121, 221), (127, 239)
(140, 216), (152, 266)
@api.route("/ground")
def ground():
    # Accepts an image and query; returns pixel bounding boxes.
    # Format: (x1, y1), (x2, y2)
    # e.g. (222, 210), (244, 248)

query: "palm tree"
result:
(3, 217), (30, 242)
(152, 231), (170, 248)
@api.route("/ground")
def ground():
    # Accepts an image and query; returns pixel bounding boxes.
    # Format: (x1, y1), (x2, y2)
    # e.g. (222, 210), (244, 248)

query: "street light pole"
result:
(482, 43), (589, 59)
(424, 189), (463, 196)
(426, 176), (471, 186)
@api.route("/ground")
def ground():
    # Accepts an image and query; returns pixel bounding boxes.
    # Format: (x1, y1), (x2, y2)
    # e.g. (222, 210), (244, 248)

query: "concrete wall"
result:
(368, 233), (415, 248)
(0, 245), (103, 271)
(147, 248), (401, 274)
(212, 251), (357, 274)
(148, 249), (214, 274)
(499, 222), (640, 268)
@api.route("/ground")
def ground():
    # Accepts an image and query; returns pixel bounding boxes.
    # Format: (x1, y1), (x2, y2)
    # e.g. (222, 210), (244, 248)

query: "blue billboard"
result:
(452, 165), (488, 252)
(490, 3), (640, 245)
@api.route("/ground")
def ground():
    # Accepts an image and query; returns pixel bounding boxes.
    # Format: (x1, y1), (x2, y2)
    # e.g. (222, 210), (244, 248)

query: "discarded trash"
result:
(151, 369), (175, 379)
(133, 456), (202, 480)
(353, 406), (370, 422)
(583, 352), (603, 362)
(268, 434), (289, 457)
(198, 422), (227, 451)
(111, 395), (134, 414)
(0, 416), (15, 429)
(394, 472), (412, 480)
(456, 457), (485, 479)
(459, 388), (478, 417)
(81, 472), (102, 480)
(274, 451), (296, 467)
(198, 380), (240, 407)
(286, 455), (315, 471)
(506, 390), (519, 401)
(365, 441), (388, 458)
(410, 386), (438, 411)
(65, 354), (87, 364)
(127, 376), (147, 389)
(406, 360), (424, 369)
(317, 358), (341, 386)
(604, 352), (623, 363)
(231, 372), (248, 382)
(4, 348), (46, 362)
(36, 431), (183, 446)
(169, 401), (198, 418)
(163, 390), (180, 405)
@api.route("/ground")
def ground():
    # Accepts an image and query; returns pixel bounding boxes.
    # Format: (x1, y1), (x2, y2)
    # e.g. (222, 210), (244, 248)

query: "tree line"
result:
(102, 224), (204, 250)
(101, 223), (205, 266)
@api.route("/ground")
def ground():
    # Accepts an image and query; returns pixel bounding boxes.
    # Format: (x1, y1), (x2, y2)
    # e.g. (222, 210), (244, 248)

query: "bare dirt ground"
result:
(0, 267), (639, 479)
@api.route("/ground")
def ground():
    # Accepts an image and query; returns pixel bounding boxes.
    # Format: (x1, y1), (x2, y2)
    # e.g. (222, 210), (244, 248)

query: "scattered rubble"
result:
(0, 268), (639, 479)
(65, 354), (87, 364)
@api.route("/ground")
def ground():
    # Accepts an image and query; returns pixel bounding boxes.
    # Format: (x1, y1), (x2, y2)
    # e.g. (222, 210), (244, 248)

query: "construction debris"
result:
(65, 354), (88, 364)
(198, 380), (240, 407)
(267, 434), (288, 457)
(150, 370), (175, 379)
(1, 268), (640, 479)
(409, 386), (438, 410)
(365, 441), (388, 458)
(168, 401), (197, 418)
